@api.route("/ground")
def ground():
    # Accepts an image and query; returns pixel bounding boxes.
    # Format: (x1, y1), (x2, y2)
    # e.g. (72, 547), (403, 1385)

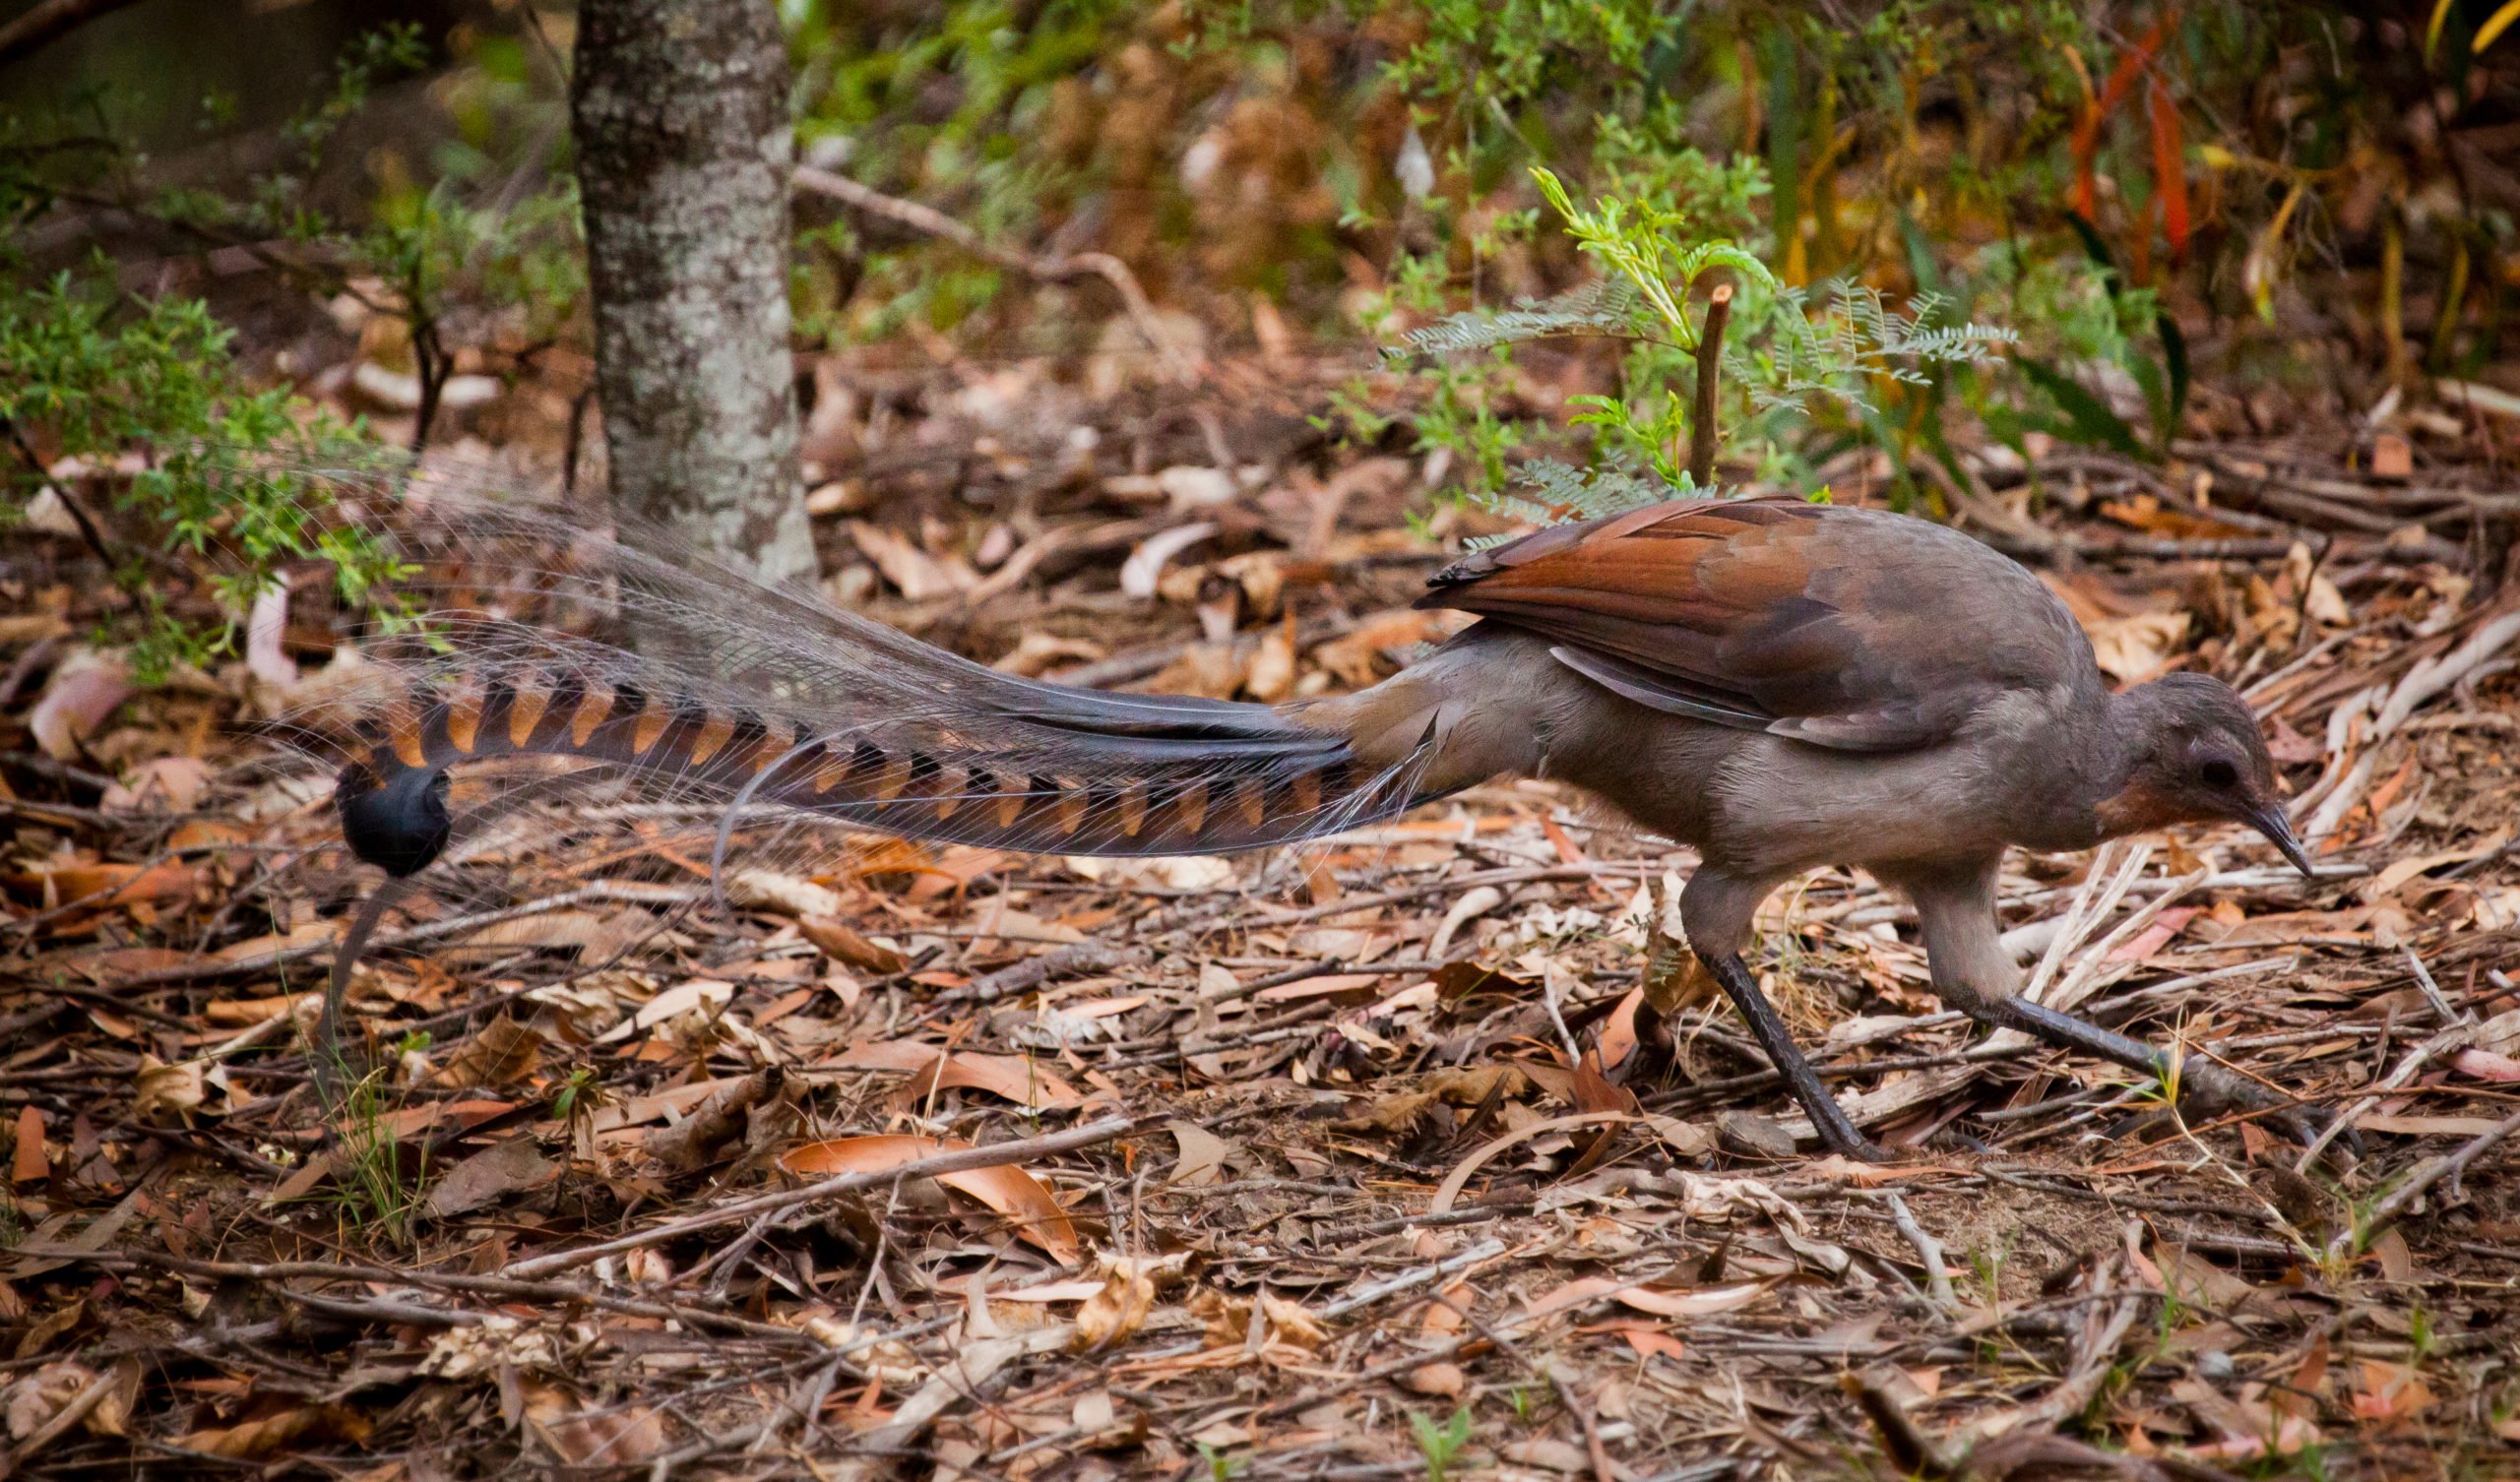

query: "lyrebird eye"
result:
(2199, 759), (2238, 788)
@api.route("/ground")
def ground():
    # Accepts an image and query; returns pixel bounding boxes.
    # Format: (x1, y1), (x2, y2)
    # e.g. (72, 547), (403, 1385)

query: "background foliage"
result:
(0, 0), (2514, 657)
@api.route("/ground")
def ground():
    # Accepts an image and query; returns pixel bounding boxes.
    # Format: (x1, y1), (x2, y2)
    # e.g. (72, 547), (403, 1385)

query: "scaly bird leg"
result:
(1696, 950), (1886, 1162)
(1901, 860), (2340, 1153)
(1989, 997), (2342, 1151)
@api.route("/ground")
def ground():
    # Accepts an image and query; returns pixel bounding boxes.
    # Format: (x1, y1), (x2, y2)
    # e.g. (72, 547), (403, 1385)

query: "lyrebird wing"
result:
(1416, 498), (2092, 752)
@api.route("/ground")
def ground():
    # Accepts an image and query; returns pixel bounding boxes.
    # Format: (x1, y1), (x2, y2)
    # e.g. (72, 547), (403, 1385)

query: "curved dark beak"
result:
(2245, 803), (2316, 879)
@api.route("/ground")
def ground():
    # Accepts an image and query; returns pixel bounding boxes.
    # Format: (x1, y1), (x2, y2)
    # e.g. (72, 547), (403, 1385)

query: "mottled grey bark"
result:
(572, 0), (816, 586)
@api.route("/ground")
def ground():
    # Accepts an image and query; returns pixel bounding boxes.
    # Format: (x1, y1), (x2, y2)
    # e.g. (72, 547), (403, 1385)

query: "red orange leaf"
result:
(782, 1134), (1081, 1263)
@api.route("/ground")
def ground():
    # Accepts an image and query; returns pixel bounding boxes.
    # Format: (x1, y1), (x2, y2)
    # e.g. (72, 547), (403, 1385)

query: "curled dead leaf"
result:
(178, 1402), (371, 1459)
(1075, 1254), (1159, 1351)
(133, 1056), (207, 1125)
(801, 915), (910, 973)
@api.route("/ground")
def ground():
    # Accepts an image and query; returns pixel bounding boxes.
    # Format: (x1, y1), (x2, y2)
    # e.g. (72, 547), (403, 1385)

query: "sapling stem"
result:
(1689, 281), (1733, 488)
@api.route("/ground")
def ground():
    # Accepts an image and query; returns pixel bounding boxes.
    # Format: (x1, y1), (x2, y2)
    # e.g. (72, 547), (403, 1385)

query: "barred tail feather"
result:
(304, 473), (1440, 881)
(331, 645), (1431, 876)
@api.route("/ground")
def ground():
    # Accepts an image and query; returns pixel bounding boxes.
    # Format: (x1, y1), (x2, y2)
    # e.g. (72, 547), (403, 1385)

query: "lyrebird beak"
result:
(2245, 803), (2316, 879)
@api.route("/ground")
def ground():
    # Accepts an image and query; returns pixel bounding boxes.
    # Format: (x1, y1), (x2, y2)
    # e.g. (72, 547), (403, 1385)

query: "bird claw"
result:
(2177, 1065), (2357, 1165)
(1818, 1130), (1897, 1164)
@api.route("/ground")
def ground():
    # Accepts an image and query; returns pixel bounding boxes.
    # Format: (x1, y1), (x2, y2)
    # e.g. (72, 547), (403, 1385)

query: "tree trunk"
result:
(571, 0), (815, 586)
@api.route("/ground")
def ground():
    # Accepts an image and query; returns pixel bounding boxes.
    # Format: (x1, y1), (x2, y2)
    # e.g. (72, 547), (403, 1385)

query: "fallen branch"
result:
(794, 164), (1194, 385)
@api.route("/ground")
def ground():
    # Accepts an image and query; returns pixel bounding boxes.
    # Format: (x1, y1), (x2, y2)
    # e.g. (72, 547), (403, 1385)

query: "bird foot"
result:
(1815, 1128), (1896, 1164)
(2175, 1064), (2358, 1164)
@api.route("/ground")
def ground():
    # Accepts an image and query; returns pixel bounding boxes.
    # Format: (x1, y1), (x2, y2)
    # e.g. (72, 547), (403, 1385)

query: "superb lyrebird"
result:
(324, 486), (2321, 1156)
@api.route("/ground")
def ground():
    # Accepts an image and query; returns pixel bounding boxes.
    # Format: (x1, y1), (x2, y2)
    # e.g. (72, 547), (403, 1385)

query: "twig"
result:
(109, 882), (647, 988)
(13, 1245), (824, 1342)
(2293, 1021), (2472, 1172)
(1688, 283), (1733, 487)
(1548, 1366), (1620, 1482)
(794, 164), (1193, 385)
(500, 1112), (1149, 1278)
(2341, 1103), (2520, 1253)
(921, 941), (1142, 1010)
(2404, 945), (2465, 1024)
(0, 0), (142, 69)
(1884, 1194), (1958, 1312)
(1317, 1237), (1508, 1320)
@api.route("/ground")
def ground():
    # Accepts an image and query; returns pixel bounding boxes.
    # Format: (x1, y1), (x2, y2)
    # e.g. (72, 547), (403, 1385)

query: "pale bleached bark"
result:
(572, 0), (815, 585)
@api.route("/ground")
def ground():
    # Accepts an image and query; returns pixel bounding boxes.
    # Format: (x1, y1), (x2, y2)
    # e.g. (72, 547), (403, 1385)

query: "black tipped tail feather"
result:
(330, 640), (1437, 880)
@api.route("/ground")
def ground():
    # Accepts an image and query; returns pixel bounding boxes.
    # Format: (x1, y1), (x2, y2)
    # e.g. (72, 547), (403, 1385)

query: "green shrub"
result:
(0, 272), (401, 683)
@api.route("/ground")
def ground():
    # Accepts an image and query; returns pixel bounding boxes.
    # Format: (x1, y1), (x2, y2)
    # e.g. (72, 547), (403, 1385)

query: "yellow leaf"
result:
(2477, 0), (2520, 50)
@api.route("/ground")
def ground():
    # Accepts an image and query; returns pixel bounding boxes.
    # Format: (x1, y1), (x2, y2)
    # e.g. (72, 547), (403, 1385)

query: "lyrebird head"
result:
(2101, 670), (2311, 876)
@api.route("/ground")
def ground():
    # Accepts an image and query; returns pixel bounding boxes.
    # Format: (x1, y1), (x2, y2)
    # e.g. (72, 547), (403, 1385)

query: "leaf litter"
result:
(4, 357), (2520, 1481)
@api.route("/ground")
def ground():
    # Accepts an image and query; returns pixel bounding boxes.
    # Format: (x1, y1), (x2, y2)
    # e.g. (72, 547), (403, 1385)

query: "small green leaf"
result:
(2014, 354), (2151, 462)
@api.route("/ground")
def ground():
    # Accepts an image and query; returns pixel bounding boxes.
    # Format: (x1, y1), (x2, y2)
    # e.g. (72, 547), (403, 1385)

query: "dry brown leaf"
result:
(179, 1402), (371, 1458)
(1166, 1121), (1231, 1187)
(28, 650), (132, 760)
(849, 520), (971, 599)
(801, 915), (910, 973)
(132, 1056), (207, 1125)
(1311, 609), (1451, 687)
(1144, 642), (1246, 699)
(726, 870), (845, 918)
(994, 632), (1106, 676)
(2086, 609), (2190, 684)
(1244, 614), (1297, 701)
(97, 756), (211, 814)
(521, 1382), (669, 1467)
(436, 1016), (544, 1088)
(1258, 1292), (1328, 1349)
(1074, 1255), (1159, 1351)
(1503, 1437), (1593, 1473)
(593, 979), (735, 1045)
(419, 1137), (558, 1221)
(12, 1107), (46, 1187)
(1523, 1275), (1765, 1322)
(209, 920), (336, 963)
(3, 860), (198, 915)
(2351, 1359), (2437, 1428)
(2358, 1113), (2507, 1137)
(905, 1051), (1083, 1111)
(781, 1135), (1080, 1263)
(1605, 1322), (1687, 1363)
(4, 1361), (93, 1440)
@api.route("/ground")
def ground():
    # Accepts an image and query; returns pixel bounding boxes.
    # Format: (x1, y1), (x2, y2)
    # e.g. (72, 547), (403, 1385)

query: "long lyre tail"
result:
(331, 648), (1434, 877)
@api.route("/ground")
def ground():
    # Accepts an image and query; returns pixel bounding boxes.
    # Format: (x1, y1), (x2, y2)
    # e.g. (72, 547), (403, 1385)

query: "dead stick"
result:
(0, 0), (142, 69)
(500, 1111), (1149, 1279)
(108, 883), (630, 988)
(794, 164), (1192, 385)
(1687, 282), (1733, 488)
(2339, 1103), (2520, 1256)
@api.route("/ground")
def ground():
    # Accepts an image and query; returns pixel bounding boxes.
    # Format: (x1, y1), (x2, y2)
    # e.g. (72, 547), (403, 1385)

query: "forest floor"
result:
(4, 330), (2520, 1481)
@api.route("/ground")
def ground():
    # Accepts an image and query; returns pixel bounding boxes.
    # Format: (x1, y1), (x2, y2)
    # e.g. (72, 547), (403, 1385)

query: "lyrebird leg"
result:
(1680, 869), (1883, 1161)
(1902, 859), (2330, 1147)
(1697, 950), (1883, 1160)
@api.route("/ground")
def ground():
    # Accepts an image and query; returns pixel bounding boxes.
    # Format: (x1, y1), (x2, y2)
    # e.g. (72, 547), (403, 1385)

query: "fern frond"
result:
(1472, 457), (1676, 528)
(1391, 279), (1642, 360)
